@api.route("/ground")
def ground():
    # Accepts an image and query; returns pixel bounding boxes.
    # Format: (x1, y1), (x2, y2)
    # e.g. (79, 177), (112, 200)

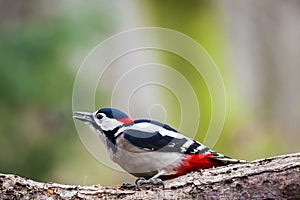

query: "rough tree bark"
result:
(1, 153), (299, 200)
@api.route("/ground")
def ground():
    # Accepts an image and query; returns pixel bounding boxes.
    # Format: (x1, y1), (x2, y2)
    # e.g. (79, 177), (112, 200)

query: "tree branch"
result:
(1, 153), (300, 199)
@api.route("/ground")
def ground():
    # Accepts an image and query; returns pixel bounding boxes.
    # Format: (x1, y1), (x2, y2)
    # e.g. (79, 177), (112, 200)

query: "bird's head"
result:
(73, 108), (133, 132)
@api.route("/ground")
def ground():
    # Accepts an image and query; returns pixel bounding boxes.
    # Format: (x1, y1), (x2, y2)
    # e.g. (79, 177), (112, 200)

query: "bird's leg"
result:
(135, 170), (165, 190)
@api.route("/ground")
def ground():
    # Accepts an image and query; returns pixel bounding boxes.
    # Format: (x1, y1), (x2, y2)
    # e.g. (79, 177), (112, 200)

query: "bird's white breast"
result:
(111, 135), (184, 175)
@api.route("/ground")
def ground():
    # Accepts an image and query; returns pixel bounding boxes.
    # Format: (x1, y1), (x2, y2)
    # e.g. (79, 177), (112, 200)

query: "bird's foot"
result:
(135, 177), (164, 190)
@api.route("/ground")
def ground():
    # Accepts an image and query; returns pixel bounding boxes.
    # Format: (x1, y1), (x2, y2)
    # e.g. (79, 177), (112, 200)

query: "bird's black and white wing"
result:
(116, 119), (210, 154)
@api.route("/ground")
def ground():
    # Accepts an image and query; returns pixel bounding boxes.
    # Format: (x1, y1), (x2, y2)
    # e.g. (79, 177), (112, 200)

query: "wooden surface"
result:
(1, 153), (300, 199)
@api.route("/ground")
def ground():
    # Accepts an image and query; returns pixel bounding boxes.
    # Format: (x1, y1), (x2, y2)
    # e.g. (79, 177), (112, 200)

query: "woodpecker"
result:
(73, 108), (245, 189)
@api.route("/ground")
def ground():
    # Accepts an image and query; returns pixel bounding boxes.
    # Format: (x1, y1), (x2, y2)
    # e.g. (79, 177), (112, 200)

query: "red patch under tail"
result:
(174, 154), (224, 177)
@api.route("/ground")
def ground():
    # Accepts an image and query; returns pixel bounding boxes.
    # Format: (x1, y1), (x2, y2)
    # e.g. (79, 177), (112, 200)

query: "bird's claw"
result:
(135, 177), (165, 190)
(135, 177), (147, 190)
(150, 178), (164, 188)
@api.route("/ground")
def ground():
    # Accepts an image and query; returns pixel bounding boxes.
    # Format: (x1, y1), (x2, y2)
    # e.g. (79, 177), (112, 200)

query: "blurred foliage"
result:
(143, 1), (230, 145)
(0, 20), (74, 181)
(142, 0), (292, 161)
(0, 5), (112, 182)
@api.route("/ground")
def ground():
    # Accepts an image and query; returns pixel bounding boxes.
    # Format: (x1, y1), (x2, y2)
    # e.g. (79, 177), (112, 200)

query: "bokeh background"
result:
(1, 0), (299, 186)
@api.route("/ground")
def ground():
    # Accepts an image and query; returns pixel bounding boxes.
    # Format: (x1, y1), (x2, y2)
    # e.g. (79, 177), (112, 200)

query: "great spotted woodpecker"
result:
(73, 108), (245, 189)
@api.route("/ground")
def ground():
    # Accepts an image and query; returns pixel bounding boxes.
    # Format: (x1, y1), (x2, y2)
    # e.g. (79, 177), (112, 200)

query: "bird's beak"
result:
(73, 111), (94, 123)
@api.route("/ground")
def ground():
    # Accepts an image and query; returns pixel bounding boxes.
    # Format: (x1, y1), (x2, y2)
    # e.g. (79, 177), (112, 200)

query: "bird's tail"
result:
(210, 152), (247, 165)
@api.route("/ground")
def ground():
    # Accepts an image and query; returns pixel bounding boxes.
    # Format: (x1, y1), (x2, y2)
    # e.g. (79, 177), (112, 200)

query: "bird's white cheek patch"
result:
(100, 119), (123, 131)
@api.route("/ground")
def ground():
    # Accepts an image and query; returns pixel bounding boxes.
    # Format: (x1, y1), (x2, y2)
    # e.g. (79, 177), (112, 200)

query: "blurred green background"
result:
(1, 0), (299, 186)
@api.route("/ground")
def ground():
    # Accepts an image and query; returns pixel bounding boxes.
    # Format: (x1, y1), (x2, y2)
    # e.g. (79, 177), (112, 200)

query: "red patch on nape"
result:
(174, 154), (222, 177)
(118, 117), (133, 124)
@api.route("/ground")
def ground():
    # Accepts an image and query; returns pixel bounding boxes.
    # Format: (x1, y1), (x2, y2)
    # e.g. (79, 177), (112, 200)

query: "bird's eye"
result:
(96, 113), (103, 120)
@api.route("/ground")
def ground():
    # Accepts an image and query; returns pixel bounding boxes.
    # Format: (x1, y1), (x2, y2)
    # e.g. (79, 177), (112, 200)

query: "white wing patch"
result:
(125, 122), (185, 139)
(180, 139), (194, 152)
